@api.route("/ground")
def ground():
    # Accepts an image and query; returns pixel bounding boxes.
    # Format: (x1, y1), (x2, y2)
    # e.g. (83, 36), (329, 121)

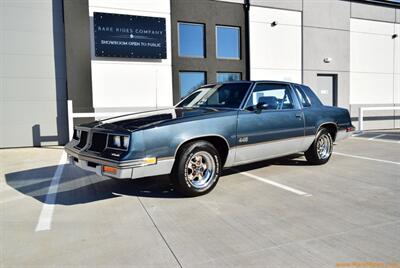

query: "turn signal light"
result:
(103, 166), (117, 174)
(143, 157), (157, 165)
(346, 126), (355, 132)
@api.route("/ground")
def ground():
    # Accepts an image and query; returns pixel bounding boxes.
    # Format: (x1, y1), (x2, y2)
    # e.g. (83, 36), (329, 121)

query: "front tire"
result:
(305, 128), (333, 165)
(172, 141), (221, 197)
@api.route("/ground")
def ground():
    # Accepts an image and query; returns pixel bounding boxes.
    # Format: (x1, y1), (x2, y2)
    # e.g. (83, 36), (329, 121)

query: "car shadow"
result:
(5, 154), (308, 205)
(222, 154), (308, 176)
(5, 164), (180, 205)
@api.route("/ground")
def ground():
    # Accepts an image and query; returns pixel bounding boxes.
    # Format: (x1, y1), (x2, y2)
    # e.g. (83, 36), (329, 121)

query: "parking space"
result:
(353, 130), (400, 143)
(1, 133), (399, 267)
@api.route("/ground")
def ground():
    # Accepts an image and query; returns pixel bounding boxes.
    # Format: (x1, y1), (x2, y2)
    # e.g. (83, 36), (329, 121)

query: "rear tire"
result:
(305, 128), (333, 165)
(171, 141), (221, 197)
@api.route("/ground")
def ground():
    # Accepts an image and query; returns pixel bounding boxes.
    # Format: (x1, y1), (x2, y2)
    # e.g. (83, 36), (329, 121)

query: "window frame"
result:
(178, 22), (206, 58)
(242, 82), (301, 111)
(215, 25), (241, 60)
(178, 71), (207, 98)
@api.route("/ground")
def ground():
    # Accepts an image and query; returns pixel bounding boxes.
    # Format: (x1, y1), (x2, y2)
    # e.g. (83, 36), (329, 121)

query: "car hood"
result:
(80, 107), (236, 131)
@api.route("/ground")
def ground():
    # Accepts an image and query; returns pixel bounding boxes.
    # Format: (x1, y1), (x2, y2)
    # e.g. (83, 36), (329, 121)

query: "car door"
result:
(235, 82), (305, 165)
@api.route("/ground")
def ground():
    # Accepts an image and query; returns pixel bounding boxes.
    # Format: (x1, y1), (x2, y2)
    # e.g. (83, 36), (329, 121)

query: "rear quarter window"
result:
(293, 85), (311, 108)
(298, 85), (323, 107)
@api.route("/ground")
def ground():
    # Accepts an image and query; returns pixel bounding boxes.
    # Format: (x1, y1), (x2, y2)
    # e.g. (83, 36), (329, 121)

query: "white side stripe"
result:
(240, 171), (312, 197)
(333, 152), (400, 165)
(35, 152), (67, 232)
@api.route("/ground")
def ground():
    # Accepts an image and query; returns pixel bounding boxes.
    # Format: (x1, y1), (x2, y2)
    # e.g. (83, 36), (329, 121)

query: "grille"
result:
(76, 131), (88, 149)
(88, 132), (108, 152)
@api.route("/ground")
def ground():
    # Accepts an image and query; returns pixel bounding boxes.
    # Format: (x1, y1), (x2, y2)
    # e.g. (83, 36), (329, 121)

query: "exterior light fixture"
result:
(271, 21), (277, 27)
(323, 57), (332, 63)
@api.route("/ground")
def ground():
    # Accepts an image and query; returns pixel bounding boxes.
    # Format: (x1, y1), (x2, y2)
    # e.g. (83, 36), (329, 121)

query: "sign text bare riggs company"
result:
(93, 12), (167, 59)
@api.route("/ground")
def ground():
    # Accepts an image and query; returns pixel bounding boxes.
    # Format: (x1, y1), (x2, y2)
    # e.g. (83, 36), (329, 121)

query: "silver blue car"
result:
(65, 81), (354, 196)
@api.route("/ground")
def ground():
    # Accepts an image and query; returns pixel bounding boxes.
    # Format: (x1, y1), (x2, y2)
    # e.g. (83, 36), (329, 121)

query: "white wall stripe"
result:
(35, 152), (68, 232)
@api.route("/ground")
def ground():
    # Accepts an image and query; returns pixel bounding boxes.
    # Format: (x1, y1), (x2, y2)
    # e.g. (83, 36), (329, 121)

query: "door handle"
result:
(295, 112), (303, 118)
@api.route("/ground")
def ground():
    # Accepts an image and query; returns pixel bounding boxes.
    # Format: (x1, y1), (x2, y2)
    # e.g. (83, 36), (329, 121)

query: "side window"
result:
(293, 85), (311, 108)
(245, 83), (295, 111)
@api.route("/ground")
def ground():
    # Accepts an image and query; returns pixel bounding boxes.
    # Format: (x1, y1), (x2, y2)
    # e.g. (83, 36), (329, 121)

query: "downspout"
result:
(244, 0), (250, 80)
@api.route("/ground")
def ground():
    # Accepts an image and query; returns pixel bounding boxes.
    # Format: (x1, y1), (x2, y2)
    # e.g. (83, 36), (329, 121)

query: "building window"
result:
(217, 72), (241, 83)
(216, 26), (240, 59)
(179, 71), (206, 97)
(178, 22), (205, 58)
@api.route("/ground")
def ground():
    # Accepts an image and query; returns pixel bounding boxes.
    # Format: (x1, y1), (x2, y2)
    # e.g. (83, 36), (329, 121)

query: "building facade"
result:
(0, 0), (399, 148)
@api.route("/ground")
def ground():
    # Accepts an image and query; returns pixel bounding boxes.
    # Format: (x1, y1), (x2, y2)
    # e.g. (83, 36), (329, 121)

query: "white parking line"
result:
(350, 136), (400, 144)
(368, 134), (386, 140)
(240, 171), (312, 197)
(333, 152), (400, 165)
(35, 152), (67, 232)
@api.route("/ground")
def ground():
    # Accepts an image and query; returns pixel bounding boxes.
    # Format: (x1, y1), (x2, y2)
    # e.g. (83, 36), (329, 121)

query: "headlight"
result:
(73, 129), (81, 140)
(109, 135), (129, 150)
(122, 136), (129, 149)
(112, 135), (121, 148)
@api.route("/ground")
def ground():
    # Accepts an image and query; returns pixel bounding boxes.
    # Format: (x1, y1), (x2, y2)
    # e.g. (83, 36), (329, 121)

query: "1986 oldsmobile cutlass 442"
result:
(65, 81), (355, 196)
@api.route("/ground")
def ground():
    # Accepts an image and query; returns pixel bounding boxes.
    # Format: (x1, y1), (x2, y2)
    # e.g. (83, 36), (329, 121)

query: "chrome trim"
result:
(73, 126), (131, 153)
(65, 145), (154, 168)
(173, 134), (231, 160)
(316, 133), (332, 160)
(66, 146), (175, 179)
(234, 135), (313, 149)
(239, 82), (256, 110)
(316, 122), (338, 139)
(186, 151), (216, 189)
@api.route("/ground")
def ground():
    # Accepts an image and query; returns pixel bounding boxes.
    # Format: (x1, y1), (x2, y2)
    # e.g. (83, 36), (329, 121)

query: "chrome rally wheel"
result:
(172, 141), (221, 197)
(186, 151), (216, 190)
(316, 133), (332, 160)
(305, 128), (333, 165)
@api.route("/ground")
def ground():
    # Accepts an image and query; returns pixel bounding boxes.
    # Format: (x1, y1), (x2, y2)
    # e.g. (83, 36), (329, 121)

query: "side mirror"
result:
(256, 102), (268, 111)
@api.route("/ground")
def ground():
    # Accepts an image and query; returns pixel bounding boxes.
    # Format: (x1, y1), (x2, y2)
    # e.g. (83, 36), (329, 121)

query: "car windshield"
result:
(177, 83), (251, 109)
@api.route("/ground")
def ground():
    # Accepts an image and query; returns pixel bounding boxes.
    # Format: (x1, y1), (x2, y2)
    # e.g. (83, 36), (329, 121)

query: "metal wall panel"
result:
(351, 1), (396, 22)
(249, 6), (302, 83)
(250, 0), (302, 11)
(350, 18), (398, 130)
(303, 0), (350, 30)
(0, 0), (68, 148)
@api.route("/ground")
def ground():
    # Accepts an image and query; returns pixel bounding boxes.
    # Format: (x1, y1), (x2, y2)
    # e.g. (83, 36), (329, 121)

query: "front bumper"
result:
(65, 146), (174, 179)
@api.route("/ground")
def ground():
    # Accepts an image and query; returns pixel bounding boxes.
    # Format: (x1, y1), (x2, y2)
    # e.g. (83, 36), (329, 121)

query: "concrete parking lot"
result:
(1, 131), (399, 268)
